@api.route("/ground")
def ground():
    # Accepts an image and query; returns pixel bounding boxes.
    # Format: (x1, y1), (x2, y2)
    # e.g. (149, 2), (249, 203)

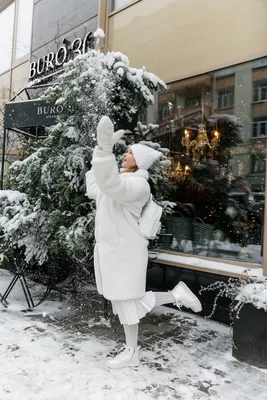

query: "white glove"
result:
(97, 116), (124, 153)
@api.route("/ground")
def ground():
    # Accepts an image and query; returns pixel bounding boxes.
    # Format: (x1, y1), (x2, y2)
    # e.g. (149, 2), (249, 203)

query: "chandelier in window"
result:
(167, 157), (191, 181)
(182, 124), (220, 164)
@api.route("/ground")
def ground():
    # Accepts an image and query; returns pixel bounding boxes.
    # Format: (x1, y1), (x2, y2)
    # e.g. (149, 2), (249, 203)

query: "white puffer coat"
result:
(85, 147), (150, 301)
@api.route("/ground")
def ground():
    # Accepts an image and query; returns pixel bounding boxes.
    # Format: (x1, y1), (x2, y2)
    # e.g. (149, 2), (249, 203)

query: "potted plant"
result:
(199, 275), (267, 369)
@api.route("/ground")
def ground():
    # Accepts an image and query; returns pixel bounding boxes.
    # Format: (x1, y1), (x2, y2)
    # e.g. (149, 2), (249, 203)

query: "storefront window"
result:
(14, 0), (34, 60)
(155, 58), (267, 264)
(0, 3), (15, 74)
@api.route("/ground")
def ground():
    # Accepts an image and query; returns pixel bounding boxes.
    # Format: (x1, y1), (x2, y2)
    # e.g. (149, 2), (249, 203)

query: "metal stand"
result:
(0, 270), (35, 309)
(0, 128), (7, 190)
(0, 250), (51, 311)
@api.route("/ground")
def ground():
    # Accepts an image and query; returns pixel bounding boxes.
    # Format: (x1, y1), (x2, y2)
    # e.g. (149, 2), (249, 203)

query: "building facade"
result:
(0, 0), (34, 172)
(99, 0), (267, 275)
(0, 0), (98, 175)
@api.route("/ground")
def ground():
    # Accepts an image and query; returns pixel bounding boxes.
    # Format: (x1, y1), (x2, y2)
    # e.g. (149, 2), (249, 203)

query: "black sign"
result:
(4, 99), (64, 129)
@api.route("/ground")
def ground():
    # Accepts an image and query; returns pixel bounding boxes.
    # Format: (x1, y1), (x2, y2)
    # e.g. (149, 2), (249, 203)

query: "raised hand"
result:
(97, 116), (124, 153)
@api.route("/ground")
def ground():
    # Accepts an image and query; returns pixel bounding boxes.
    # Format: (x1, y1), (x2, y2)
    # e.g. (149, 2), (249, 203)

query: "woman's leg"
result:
(106, 323), (140, 369)
(120, 295), (175, 350)
(123, 323), (139, 348)
(106, 284), (202, 369)
(153, 292), (175, 307)
(153, 282), (202, 313)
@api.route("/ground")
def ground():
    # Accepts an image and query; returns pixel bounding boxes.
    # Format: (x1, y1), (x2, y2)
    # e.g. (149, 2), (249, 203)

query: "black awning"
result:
(4, 99), (63, 130)
(1, 85), (62, 189)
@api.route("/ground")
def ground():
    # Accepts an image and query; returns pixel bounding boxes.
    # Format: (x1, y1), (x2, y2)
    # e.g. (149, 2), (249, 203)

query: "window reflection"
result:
(253, 83), (267, 102)
(15, 0), (34, 60)
(217, 88), (234, 109)
(110, 0), (133, 12)
(155, 59), (266, 264)
(0, 3), (15, 73)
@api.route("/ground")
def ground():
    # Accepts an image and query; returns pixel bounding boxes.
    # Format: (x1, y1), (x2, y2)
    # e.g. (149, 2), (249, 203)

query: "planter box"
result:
(233, 303), (267, 369)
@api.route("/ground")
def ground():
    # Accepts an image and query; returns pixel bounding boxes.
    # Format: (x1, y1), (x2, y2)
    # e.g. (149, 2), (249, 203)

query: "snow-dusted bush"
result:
(199, 275), (267, 320)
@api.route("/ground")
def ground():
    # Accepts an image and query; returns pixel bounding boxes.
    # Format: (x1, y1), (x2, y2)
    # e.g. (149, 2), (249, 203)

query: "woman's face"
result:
(122, 148), (137, 169)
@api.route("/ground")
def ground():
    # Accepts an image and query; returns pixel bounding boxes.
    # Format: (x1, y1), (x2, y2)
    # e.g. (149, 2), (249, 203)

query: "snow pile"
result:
(93, 28), (105, 40)
(0, 190), (35, 235)
(236, 277), (267, 310)
(0, 190), (41, 262)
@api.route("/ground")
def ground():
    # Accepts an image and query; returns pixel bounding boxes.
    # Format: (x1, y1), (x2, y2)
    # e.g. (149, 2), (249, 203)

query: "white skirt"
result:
(111, 291), (156, 325)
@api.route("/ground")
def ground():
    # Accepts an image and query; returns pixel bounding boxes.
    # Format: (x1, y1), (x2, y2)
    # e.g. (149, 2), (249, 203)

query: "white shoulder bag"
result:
(139, 195), (162, 239)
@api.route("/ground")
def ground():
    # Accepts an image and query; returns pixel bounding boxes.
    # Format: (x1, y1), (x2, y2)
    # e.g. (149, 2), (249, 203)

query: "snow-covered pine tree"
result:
(0, 49), (168, 283)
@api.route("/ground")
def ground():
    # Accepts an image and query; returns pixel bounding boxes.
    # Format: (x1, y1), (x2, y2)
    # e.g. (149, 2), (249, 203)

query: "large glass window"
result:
(153, 59), (267, 264)
(0, 3), (15, 74)
(110, 0), (133, 12)
(0, 0), (34, 72)
(14, 0), (34, 60)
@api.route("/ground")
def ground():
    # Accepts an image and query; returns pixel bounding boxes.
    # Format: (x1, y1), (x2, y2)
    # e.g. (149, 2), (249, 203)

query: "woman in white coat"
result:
(85, 116), (202, 369)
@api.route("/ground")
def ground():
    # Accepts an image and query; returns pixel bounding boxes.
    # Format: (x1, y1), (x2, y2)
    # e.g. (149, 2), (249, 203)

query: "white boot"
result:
(106, 345), (140, 369)
(171, 281), (202, 313)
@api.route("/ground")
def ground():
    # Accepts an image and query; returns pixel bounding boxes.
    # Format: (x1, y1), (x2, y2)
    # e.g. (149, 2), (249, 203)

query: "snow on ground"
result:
(0, 269), (266, 400)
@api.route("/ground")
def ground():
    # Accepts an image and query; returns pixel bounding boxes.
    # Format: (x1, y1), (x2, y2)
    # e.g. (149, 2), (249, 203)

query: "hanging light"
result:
(182, 124), (220, 164)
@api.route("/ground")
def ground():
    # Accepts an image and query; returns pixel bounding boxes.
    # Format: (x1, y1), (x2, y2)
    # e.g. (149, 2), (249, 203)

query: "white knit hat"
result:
(130, 144), (162, 170)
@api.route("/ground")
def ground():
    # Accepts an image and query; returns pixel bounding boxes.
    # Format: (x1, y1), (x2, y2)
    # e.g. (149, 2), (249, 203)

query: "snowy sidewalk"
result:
(0, 269), (266, 400)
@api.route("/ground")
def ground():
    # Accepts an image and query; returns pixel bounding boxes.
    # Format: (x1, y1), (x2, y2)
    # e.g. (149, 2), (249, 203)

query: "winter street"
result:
(0, 269), (266, 400)
(1, 1), (267, 399)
